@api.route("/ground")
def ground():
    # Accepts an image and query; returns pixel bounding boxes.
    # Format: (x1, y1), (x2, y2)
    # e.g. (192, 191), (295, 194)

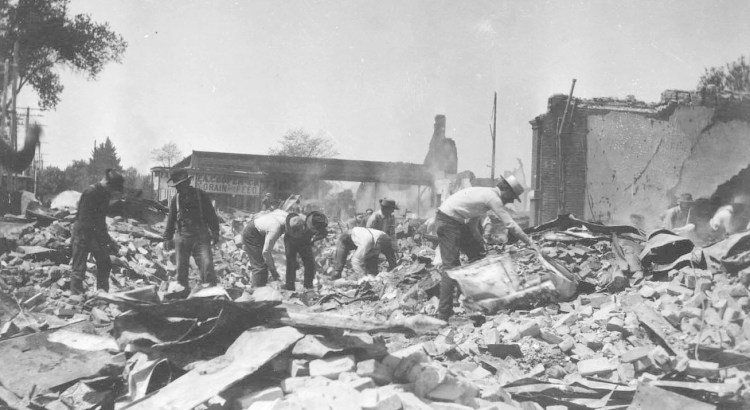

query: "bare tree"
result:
(151, 142), (183, 167)
(269, 129), (338, 158)
(698, 55), (750, 92)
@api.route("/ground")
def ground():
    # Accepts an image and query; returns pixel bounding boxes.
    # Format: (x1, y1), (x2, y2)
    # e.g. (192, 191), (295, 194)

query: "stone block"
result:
(558, 337), (574, 353)
(686, 360), (719, 378)
(577, 358), (616, 376)
(638, 285), (655, 298)
(281, 376), (330, 394)
(396, 391), (432, 410)
(357, 359), (393, 385)
(517, 321), (541, 338)
(540, 331), (564, 345)
(486, 344), (523, 358)
(554, 313), (578, 328)
(290, 359), (309, 377)
(234, 387), (283, 410)
(411, 364), (448, 398)
(309, 355), (356, 379)
(605, 317), (625, 333)
(620, 346), (651, 363)
(667, 283), (693, 297)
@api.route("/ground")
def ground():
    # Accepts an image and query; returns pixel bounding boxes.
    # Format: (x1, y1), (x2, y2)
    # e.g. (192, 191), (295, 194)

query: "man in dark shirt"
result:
(70, 169), (124, 294)
(163, 169), (221, 296)
(284, 211), (328, 290)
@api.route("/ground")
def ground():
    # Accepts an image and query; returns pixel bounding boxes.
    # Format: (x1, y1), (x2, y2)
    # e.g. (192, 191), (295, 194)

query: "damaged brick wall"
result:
(530, 95), (587, 225)
(531, 89), (750, 229)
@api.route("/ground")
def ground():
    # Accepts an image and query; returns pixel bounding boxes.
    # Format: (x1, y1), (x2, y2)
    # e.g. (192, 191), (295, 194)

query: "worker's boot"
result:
(97, 276), (110, 293)
(70, 277), (85, 295)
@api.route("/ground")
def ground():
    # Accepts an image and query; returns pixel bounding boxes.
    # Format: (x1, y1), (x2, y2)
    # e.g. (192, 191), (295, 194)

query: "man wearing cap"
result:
(284, 211), (328, 290)
(70, 169), (125, 294)
(333, 227), (397, 278)
(163, 169), (221, 296)
(663, 193), (694, 231)
(435, 175), (539, 321)
(367, 199), (399, 252)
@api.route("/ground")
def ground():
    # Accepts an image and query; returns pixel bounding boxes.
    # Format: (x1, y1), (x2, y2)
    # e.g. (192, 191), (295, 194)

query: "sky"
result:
(18, 0), (750, 180)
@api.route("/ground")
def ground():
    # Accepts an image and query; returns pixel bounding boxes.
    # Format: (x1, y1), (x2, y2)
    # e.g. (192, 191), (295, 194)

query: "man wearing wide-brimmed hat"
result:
(434, 175), (540, 321)
(163, 168), (221, 297)
(70, 169), (125, 294)
(663, 193), (694, 231)
(366, 198), (399, 251)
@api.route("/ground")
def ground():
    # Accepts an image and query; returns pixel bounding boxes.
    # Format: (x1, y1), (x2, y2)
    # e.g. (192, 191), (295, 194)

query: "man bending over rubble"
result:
(243, 210), (326, 290)
(163, 169), (221, 297)
(435, 175), (540, 321)
(70, 169), (124, 294)
(332, 227), (397, 278)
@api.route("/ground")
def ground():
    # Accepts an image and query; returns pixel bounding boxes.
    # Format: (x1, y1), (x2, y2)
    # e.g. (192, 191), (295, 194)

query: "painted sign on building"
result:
(194, 174), (261, 196)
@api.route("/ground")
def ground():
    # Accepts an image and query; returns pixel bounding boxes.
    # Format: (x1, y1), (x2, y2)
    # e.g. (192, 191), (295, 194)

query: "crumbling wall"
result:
(423, 115), (458, 174)
(585, 105), (750, 229)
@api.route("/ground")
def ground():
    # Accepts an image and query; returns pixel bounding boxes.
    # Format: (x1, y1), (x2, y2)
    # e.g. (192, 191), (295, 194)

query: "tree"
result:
(1, 0), (127, 109)
(269, 129), (338, 158)
(63, 158), (90, 191)
(36, 164), (66, 200)
(151, 142), (182, 167)
(122, 166), (154, 199)
(698, 55), (750, 92)
(88, 137), (121, 178)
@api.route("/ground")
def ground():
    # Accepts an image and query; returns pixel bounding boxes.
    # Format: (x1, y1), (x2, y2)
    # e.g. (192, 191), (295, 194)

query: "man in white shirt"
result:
(435, 175), (539, 320)
(242, 209), (308, 288)
(333, 227), (397, 278)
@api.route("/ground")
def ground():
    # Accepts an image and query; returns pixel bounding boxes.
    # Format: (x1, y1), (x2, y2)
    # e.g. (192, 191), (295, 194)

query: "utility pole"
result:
(490, 91), (497, 183)
(9, 41), (18, 191)
(556, 79), (577, 215)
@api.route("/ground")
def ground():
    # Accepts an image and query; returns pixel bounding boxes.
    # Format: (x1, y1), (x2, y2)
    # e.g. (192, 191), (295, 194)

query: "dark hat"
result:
(167, 168), (192, 187)
(678, 193), (694, 203)
(285, 213), (307, 238)
(379, 198), (399, 210)
(104, 169), (124, 192)
(306, 211), (329, 240)
(496, 175), (524, 202)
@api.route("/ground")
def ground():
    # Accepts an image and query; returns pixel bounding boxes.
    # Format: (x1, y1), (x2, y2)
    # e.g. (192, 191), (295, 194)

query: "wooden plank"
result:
(631, 304), (684, 356)
(274, 308), (445, 334)
(124, 326), (303, 410)
(628, 383), (715, 410)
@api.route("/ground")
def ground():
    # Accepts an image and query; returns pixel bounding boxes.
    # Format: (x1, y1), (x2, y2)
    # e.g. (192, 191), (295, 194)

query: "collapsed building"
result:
(529, 88), (750, 230)
(151, 115), (462, 219)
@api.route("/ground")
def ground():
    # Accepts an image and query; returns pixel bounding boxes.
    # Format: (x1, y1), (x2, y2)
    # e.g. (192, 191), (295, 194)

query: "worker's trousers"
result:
(70, 227), (111, 293)
(435, 211), (486, 319)
(174, 229), (216, 288)
(284, 235), (316, 290)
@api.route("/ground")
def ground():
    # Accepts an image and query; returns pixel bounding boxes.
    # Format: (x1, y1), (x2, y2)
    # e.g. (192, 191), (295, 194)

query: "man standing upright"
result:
(70, 169), (125, 294)
(435, 175), (539, 320)
(163, 169), (221, 297)
(367, 199), (398, 251)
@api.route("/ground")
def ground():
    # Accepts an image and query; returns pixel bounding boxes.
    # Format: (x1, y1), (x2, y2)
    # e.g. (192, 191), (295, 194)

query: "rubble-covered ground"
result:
(1, 208), (749, 410)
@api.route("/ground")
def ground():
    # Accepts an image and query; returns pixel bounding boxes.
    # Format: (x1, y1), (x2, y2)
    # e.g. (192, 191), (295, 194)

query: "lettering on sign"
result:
(194, 174), (261, 196)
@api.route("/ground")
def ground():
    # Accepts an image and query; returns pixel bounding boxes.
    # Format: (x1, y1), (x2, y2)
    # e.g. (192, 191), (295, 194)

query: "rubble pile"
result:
(0, 211), (749, 409)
